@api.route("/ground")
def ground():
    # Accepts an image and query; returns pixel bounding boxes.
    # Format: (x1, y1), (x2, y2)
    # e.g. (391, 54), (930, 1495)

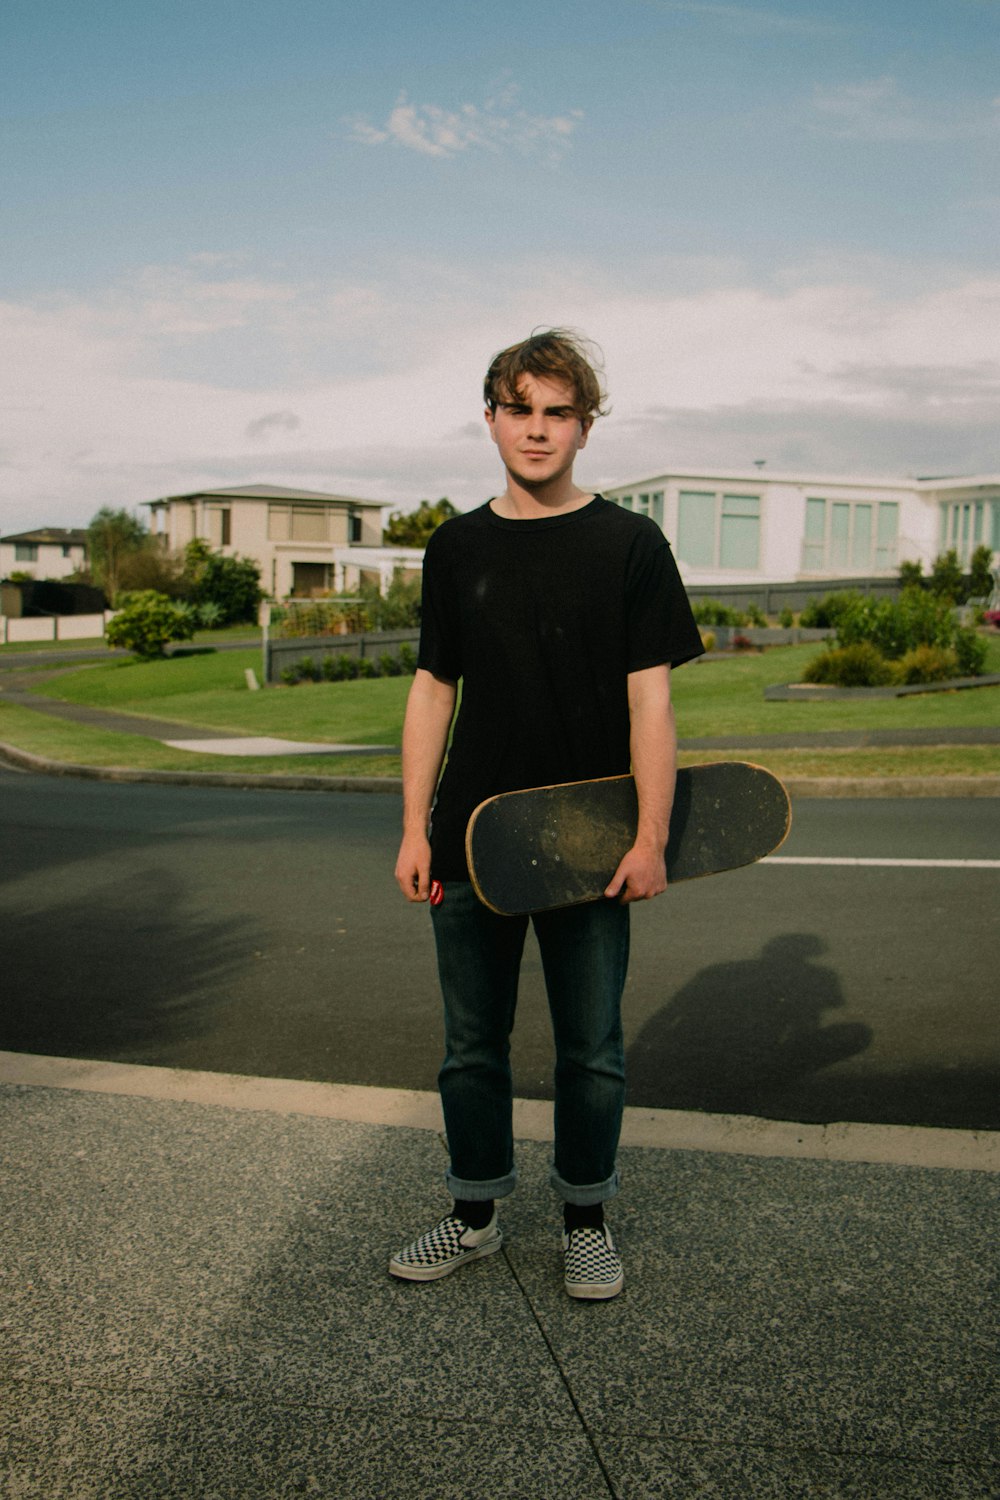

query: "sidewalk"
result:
(1, 1056), (996, 1498)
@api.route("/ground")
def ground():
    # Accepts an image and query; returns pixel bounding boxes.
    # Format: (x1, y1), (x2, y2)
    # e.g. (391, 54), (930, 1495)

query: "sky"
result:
(2, 0), (998, 534)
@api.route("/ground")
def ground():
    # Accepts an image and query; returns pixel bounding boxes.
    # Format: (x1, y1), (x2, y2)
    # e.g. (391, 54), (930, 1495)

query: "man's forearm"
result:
(400, 669), (457, 832)
(604, 664), (675, 902)
(396, 669), (457, 901)
(629, 664), (676, 855)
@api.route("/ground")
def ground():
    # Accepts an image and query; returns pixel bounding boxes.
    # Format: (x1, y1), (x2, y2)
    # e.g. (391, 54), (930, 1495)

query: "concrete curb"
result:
(3, 739), (999, 798)
(0, 739), (402, 793)
(2, 1050), (996, 1174)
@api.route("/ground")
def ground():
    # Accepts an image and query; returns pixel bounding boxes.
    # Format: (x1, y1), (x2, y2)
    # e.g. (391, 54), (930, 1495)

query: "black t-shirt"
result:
(418, 496), (704, 879)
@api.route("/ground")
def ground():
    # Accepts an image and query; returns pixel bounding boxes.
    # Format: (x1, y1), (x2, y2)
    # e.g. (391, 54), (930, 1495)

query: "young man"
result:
(391, 330), (703, 1298)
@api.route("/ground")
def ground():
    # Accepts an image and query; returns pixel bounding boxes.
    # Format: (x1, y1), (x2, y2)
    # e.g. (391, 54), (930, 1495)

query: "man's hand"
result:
(395, 831), (433, 903)
(604, 843), (667, 904)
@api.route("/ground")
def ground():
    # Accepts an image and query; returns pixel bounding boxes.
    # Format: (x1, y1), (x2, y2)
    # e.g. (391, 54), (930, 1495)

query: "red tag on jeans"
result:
(430, 880), (444, 907)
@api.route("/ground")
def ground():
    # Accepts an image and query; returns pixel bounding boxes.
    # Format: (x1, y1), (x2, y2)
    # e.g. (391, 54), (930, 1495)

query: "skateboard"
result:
(466, 761), (791, 915)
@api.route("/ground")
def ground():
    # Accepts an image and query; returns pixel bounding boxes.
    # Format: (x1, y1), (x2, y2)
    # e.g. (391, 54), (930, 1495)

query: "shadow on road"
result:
(626, 933), (874, 1118)
(0, 869), (250, 1060)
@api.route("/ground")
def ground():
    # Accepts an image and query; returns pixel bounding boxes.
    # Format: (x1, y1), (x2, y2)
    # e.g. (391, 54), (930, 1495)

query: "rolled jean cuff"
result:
(445, 1166), (517, 1201)
(550, 1166), (620, 1206)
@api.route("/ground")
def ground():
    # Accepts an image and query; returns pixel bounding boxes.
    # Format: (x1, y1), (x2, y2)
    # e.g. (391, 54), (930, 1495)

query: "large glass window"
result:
(804, 497), (898, 573)
(720, 494), (760, 568)
(940, 498), (999, 564)
(268, 504), (329, 542)
(677, 490), (760, 569)
(677, 491), (717, 567)
(14, 543), (38, 562)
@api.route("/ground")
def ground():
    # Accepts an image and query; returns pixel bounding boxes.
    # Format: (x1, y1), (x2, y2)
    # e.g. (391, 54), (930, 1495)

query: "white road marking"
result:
(764, 856), (1000, 869)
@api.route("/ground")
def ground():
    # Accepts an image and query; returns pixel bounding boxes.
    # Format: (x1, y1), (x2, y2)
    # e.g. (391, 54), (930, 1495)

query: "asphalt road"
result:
(2, 768), (997, 1130)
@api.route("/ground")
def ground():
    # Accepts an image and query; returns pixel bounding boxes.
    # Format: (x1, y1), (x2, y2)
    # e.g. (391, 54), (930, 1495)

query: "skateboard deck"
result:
(466, 761), (790, 915)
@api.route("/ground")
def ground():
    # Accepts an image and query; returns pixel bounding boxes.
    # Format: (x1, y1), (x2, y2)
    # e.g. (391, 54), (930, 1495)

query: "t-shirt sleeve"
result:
(625, 534), (705, 672)
(417, 528), (463, 681)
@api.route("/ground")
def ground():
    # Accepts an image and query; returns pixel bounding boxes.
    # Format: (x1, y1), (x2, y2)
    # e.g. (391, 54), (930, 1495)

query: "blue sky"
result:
(2, 0), (998, 531)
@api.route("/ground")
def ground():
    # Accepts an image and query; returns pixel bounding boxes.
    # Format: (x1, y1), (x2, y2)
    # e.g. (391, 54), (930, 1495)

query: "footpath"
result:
(1, 1053), (997, 1499)
(1, 663), (998, 1496)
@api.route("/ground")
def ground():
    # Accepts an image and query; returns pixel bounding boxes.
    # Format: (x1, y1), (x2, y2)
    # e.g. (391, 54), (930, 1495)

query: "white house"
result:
(604, 470), (1000, 588)
(0, 527), (88, 581)
(145, 483), (423, 599)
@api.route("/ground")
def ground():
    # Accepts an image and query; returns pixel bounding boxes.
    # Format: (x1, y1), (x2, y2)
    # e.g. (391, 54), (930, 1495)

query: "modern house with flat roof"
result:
(604, 470), (1000, 589)
(0, 527), (88, 581)
(145, 484), (423, 599)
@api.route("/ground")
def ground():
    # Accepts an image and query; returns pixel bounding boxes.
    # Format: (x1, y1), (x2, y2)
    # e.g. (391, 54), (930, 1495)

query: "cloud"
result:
(1, 255), (998, 532)
(809, 76), (1000, 143)
(246, 410), (301, 441)
(345, 86), (583, 165)
(639, 1), (843, 37)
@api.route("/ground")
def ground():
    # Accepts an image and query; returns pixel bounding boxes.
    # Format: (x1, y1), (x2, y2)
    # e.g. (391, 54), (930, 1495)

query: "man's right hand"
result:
(395, 832), (433, 902)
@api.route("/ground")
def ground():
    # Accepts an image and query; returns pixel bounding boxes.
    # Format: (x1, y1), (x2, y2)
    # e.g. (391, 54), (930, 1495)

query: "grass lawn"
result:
(2, 637), (998, 780)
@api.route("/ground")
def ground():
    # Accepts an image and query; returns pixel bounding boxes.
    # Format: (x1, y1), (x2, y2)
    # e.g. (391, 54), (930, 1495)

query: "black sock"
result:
(564, 1202), (605, 1232)
(453, 1198), (494, 1230)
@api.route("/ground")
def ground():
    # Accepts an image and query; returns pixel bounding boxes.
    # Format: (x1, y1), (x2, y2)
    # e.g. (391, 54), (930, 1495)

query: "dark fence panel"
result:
(265, 629), (420, 684)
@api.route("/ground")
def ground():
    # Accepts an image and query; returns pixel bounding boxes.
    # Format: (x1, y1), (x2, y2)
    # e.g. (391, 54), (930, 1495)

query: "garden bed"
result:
(765, 673), (1000, 701)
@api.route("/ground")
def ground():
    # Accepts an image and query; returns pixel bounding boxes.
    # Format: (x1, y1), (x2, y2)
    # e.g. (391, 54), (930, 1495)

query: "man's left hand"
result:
(604, 845), (667, 904)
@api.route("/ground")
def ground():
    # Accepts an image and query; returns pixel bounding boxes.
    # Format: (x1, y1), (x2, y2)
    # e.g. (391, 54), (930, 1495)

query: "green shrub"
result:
(356, 657), (378, 678)
(778, 608), (794, 629)
(954, 627), (988, 677)
(378, 651), (403, 677)
(280, 664), (302, 686)
(181, 539), (263, 624)
(700, 631), (717, 653)
(803, 643), (896, 687)
(835, 587), (954, 659)
(928, 549), (964, 602)
(746, 603), (767, 628)
(969, 544), (994, 601)
(196, 600), (224, 628)
(894, 645), (959, 684)
(105, 591), (197, 659)
(296, 656), (320, 682)
(397, 642), (417, 673)
(798, 590), (865, 630)
(692, 599), (746, 627)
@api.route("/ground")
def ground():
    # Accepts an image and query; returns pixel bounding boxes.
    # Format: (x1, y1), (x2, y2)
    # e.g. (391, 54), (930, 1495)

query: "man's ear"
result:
(577, 417), (593, 448)
(484, 406), (497, 443)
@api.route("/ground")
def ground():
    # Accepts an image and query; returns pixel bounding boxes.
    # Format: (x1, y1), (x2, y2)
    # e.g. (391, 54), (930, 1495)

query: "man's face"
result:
(485, 373), (592, 490)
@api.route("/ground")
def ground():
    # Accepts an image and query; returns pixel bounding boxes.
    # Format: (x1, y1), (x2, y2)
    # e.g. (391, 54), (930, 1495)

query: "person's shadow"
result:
(626, 933), (873, 1119)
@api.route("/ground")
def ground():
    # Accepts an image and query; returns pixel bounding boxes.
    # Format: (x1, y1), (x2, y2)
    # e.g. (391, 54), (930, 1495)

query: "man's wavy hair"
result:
(483, 328), (608, 421)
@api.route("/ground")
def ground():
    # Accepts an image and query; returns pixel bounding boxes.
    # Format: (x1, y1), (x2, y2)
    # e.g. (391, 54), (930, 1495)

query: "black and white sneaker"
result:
(388, 1213), (502, 1282)
(563, 1224), (624, 1300)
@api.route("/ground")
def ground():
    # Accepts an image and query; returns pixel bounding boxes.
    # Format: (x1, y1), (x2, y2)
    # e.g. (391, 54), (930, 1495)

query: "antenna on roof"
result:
(753, 458), (766, 470)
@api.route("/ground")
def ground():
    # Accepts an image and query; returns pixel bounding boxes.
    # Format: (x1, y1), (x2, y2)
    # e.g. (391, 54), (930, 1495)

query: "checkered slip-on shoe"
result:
(563, 1224), (624, 1300)
(388, 1213), (502, 1282)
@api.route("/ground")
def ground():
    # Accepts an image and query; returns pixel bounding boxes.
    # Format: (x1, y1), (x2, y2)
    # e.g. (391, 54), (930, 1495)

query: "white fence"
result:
(0, 611), (112, 644)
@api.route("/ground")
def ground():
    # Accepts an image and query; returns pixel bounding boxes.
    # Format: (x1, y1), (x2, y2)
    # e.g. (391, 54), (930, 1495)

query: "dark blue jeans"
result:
(430, 883), (629, 1206)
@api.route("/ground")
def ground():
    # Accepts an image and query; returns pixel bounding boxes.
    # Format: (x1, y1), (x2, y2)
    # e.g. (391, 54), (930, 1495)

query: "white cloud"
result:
(810, 76), (1000, 142)
(639, 1), (843, 37)
(1, 256), (997, 533)
(345, 86), (583, 165)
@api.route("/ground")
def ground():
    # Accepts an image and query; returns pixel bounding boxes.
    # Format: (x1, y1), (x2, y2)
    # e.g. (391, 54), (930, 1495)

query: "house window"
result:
(15, 543), (38, 562)
(206, 506), (231, 547)
(803, 498), (898, 573)
(268, 504), (329, 542)
(940, 499), (999, 564)
(677, 491), (760, 570)
(633, 491), (665, 526)
(348, 509), (362, 543)
(618, 494), (634, 511)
